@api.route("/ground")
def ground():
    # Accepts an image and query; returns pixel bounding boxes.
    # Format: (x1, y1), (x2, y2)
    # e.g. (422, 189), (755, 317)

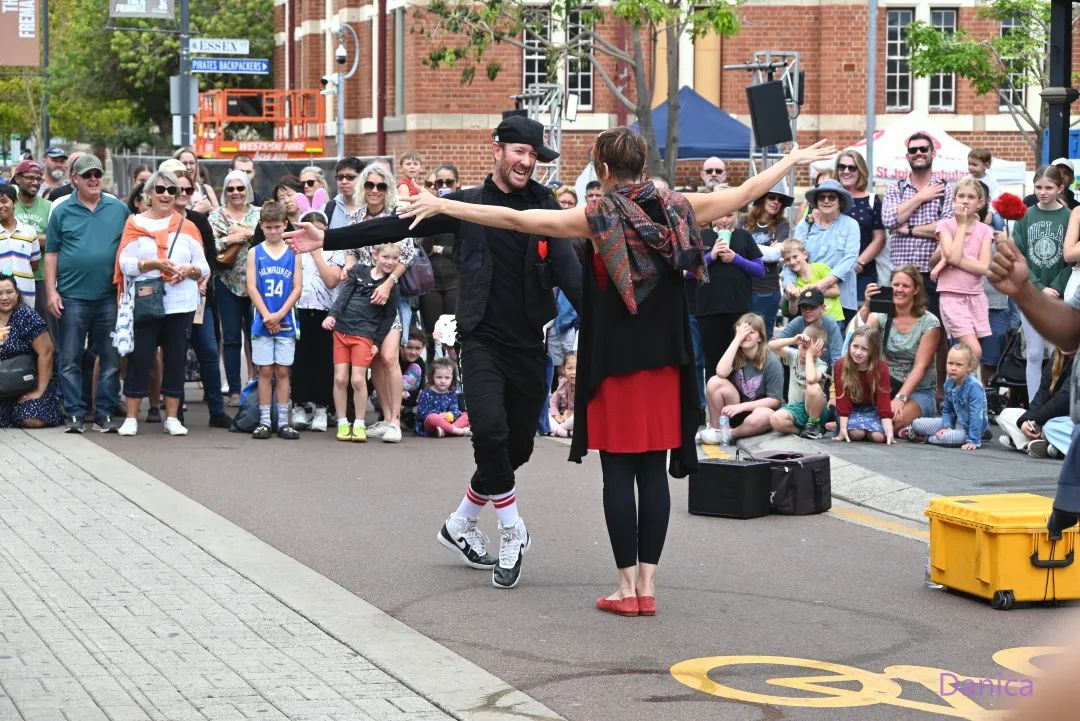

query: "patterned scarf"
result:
(585, 182), (707, 314)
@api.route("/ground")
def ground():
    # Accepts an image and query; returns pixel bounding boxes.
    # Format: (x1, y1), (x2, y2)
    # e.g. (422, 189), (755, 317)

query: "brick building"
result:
(275, 0), (1050, 187)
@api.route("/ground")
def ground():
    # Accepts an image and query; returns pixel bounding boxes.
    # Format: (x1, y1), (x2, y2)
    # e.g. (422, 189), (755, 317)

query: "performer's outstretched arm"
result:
(401, 196), (590, 240)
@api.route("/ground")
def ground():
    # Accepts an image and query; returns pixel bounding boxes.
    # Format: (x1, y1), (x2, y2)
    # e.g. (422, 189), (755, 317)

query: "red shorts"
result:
(333, 332), (375, 367)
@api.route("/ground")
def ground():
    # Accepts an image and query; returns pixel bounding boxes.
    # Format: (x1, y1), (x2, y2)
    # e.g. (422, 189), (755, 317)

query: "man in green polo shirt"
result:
(44, 154), (130, 433)
(11, 160), (53, 334)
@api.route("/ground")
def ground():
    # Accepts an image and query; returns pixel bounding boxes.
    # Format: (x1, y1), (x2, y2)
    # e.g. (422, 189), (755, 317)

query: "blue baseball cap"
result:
(44, 146), (68, 159)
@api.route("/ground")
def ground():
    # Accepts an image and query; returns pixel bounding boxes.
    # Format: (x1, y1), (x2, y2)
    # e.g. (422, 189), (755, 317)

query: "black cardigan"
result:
(568, 201), (700, 478)
(1020, 354), (1074, 426)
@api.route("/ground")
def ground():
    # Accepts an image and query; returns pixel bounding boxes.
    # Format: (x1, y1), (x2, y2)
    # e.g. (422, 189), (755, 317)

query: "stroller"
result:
(986, 327), (1028, 419)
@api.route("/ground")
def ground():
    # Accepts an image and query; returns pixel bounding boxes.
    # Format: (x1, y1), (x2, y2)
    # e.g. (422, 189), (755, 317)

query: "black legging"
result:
(600, 450), (671, 569)
(420, 285), (458, 362)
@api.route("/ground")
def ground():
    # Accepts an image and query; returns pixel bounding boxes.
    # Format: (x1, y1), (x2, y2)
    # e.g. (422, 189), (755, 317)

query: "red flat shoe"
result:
(596, 595), (640, 616)
(637, 595), (656, 616)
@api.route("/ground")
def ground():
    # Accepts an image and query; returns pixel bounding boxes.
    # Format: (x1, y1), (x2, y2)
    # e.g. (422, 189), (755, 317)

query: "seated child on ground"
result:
(699, 313), (784, 444)
(906, 342), (988, 449)
(400, 329), (427, 430)
(780, 239), (843, 321)
(768, 323), (830, 439)
(998, 347), (1074, 458)
(549, 352), (576, 438)
(415, 357), (470, 437)
(833, 326), (894, 444)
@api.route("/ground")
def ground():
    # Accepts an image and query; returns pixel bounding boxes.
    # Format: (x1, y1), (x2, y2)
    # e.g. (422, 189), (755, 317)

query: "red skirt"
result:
(587, 365), (681, 453)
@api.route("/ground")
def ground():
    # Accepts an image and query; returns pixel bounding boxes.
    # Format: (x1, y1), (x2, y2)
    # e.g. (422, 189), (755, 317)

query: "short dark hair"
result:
(231, 154), (253, 169)
(968, 147), (992, 164)
(334, 157), (363, 175)
(434, 163), (459, 180)
(906, 132), (934, 149)
(0, 273), (21, 305)
(585, 180), (602, 191)
(259, 200), (287, 224)
(592, 127), (648, 182)
(0, 184), (17, 203)
(429, 357), (458, 389)
(127, 182), (145, 214)
(273, 176), (303, 201)
(407, 328), (427, 345)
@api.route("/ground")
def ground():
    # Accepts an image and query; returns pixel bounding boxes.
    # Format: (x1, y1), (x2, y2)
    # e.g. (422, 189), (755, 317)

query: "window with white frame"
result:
(886, 9), (914, 112)
(998, 17), (1027, 109)
(928, 9), (956, 111)
(521, 7), (593, 111)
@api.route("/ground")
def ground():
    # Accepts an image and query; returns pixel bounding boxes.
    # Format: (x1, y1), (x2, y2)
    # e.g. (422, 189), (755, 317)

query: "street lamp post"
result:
(331, 21), (360, 159)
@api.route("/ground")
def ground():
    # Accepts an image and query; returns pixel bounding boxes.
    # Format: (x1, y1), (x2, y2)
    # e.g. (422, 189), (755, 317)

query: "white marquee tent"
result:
(811, 113), (1028, 188)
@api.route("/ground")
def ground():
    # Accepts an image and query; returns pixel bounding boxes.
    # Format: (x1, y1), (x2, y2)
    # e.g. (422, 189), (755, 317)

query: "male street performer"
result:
(286, 115), (582, 589)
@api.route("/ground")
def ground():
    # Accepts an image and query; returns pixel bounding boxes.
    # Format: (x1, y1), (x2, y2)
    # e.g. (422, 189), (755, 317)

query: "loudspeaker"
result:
(745, 81), (793, 146)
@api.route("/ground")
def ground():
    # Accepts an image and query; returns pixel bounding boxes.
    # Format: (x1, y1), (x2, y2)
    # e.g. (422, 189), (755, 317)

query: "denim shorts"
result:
(910, 389), (938, 419)
(252, 335), (296, 367)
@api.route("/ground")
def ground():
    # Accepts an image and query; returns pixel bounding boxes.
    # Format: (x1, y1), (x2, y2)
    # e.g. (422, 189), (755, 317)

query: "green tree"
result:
(906, 0), (1061, 164)
(44, 0), (274, 149)
(0, 76), (40, 150)
(414, 0), (742, 182)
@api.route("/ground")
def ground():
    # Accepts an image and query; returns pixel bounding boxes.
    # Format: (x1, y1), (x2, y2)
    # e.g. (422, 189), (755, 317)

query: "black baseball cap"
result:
(797, 288), (826, 309)
(493, 116), (559, 163)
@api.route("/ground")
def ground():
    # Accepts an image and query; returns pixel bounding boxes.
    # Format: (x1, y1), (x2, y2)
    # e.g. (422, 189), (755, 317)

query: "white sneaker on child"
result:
(290, 406), (310, 430)
(310, 407), (328, 432)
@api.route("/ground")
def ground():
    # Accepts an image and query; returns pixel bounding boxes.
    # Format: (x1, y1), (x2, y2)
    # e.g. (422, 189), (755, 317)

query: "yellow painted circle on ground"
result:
(670, 655), (902, 709)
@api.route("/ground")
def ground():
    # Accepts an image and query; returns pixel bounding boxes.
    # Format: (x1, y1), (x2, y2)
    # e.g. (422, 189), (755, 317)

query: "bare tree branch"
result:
(590, 51), (636, 112)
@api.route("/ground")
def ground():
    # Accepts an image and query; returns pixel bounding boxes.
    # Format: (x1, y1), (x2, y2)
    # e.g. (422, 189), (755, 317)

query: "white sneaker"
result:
(381, 423), (402, 443)
(437, 514), (496, 569)
(697, 427), (724, 445)
(998, 434), (1015, 450)
(163, 417), (188, 436)
(310, 407), (328, 432)
(290, 406), (310, 430)
(117, 418), (138, 436)
(366, 420), (389, 439)
(493, 518), (531, 589)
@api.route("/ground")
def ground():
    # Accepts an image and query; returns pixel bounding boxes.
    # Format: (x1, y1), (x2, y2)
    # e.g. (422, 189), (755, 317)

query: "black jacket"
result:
(1020, 354), (1074, 426)
(323, 176), (582, 346)
(328, 264), (399, 346)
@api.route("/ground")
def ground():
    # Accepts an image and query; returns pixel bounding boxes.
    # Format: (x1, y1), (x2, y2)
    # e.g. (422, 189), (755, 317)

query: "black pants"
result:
(920, 272), (941, 319)
(461, 338), (547, 497)
(600, 450), (671, 569)
(124, 312), (194, 399)
(292, 309), (335, 407)
(697, 312), (742, 379)
(420, 284), (459, 361)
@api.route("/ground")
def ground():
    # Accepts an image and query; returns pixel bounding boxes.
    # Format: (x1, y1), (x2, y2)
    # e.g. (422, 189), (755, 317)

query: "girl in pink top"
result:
(930, 178), (994, 361)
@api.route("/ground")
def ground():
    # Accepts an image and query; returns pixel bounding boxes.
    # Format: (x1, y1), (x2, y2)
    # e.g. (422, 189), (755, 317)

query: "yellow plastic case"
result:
(925, 494), (1080, 610)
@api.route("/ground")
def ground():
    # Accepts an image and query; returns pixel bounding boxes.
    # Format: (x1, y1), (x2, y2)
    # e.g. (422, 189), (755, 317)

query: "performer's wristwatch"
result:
(896, 393), (909, 402)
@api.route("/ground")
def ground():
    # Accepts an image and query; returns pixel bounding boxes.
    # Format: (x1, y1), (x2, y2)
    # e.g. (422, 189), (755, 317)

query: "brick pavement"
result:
(0, 429), (453, 721)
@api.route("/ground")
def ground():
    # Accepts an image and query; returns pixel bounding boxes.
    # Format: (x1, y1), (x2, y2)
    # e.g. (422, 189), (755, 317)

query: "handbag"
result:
(112, 281), (136, 356)
(0, 354), (37, 399)
(399, 242), (435, 297)
(133, 224), (182, 323)
(216, 243), (243, 268)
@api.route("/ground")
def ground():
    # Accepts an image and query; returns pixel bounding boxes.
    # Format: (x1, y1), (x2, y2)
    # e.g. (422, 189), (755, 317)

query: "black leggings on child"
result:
(600, 450), (670, 569)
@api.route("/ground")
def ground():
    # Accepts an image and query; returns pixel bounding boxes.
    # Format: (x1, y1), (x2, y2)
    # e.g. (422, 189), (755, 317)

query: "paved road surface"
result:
(86, 399), (1071, 721)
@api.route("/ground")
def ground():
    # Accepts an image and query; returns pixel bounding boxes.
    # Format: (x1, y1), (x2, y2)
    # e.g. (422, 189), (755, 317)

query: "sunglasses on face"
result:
(225, 186), (246, 193)
(79, 170), (103, 180)
(817, 193), (839, 202)
(433, 178), (455, 188)
(302, 179), (318, 188)
(704, 168), (726, 175)
(907, 145), (932, 155)
(364, 181), (388, 192)
(177, 186), (195, 196)
(765, 194), (783, 202)
(837, 163), (859, 173)
(154, 185), (178, 196)
(336, 173), (358, 182)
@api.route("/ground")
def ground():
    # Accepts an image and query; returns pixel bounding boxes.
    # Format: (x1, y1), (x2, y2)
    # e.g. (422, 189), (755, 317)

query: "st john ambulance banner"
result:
(0, 0), (40, 68)
(110, 0), (174, 19)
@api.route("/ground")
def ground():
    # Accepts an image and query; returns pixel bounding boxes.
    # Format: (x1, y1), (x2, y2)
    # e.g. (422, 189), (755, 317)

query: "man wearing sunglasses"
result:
(700, 157), (727, 191)
(882, 131), (955, 317)
(44, 154), (131, 433)
(286, 114), (582, 590)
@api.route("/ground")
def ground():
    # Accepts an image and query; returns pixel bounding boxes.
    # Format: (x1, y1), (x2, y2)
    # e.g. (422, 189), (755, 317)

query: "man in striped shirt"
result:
(0, 184), (40, 306)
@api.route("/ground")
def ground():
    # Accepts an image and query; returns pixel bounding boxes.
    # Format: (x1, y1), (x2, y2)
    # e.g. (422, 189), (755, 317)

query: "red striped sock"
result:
(455, 487), (488, 520)
(490, 488), (520, 527)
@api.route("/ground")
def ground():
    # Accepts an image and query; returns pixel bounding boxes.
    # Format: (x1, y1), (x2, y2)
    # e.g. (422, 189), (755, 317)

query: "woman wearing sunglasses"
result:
(173, 170), (232, 428)
(738, 182), (792, 339)
(209, 170), (261, 407)
(835, 150), (886, 303)
(298, 166), (329, 212)
(114, 169), (210, 437)
(342, 162), (417, 443)
(418, 164), (461, 361)
(172, 147), (219, 214)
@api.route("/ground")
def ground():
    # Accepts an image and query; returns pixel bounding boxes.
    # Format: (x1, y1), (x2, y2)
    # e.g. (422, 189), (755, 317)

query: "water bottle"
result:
(716, 416), (732, 446)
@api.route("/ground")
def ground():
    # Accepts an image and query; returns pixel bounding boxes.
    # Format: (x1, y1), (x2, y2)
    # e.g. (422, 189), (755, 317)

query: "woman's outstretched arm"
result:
(399, 194), (591, 239)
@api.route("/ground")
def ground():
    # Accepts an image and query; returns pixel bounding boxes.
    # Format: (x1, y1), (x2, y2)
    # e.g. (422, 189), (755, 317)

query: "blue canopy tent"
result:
(630, 85), (754, 159)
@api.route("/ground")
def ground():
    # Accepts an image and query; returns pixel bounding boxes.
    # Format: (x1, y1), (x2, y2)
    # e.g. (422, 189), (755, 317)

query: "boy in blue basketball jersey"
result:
(246, 202), (303, 439)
